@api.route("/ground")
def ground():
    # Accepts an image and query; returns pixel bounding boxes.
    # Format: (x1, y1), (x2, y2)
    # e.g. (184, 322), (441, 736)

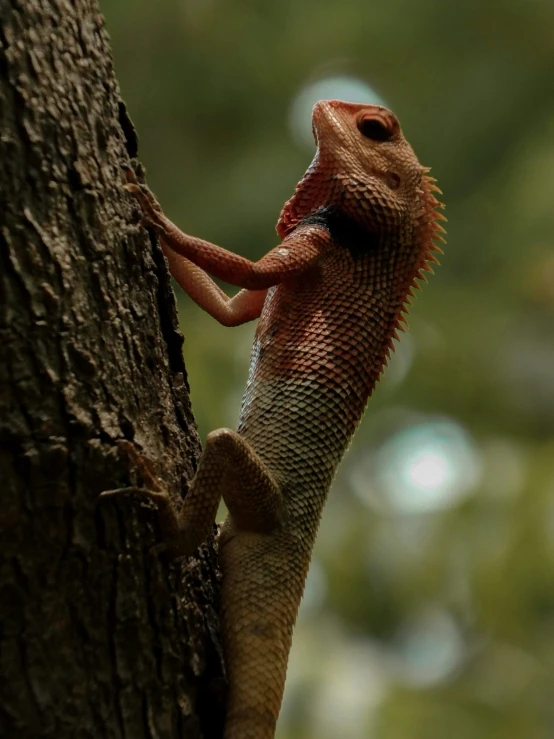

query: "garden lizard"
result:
(117, 100), (444, 738)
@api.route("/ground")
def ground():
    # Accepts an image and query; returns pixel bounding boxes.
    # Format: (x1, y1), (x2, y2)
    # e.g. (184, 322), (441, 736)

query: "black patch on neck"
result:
(299, 206), (378, 258)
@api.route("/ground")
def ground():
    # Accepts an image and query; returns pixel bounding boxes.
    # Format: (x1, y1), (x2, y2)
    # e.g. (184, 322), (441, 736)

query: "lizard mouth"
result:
(312, 100), (353, 156)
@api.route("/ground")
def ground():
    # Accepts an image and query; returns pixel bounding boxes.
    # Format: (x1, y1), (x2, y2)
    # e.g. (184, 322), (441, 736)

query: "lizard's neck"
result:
(276, 156), (407, 240)
(276, 153), (335, 238)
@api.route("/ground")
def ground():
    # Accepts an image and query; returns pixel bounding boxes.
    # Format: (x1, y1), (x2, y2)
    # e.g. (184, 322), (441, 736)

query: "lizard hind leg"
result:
(166, 429), (282, 557)
(100, 429), (281, 558)
(205, 428), (284, 535)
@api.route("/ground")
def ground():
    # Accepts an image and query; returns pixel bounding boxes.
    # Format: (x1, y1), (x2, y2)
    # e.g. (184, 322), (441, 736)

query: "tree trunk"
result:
(0, 1), (225, 737)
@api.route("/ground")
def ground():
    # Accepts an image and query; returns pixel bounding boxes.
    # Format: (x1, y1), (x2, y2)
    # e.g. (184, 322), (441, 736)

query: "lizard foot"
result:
(123, 169), (166, 230)
(99, 441), (194, 558)
(100, 485), (197, 558)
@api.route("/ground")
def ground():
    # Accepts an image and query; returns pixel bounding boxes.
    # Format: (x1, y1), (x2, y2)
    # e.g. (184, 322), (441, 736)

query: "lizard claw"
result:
(100, 485), (192, 558)
(99, 441), (169, 510)
(100, 485), (171, 505)
(123, 166), (140, 185)
(123, 182), (143, 195)
(123, 169), (165, 228)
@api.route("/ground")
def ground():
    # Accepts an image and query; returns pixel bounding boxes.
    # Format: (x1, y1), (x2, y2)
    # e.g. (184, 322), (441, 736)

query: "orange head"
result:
(278, 99), (444, 247)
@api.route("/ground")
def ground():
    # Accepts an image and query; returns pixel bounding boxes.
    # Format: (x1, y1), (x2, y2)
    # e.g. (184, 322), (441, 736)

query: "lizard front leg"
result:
(162, 248), (268, 327)
(124, 169), (332, 291)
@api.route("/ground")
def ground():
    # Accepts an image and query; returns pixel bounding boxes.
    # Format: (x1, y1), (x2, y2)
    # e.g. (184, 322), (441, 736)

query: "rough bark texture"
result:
(0, 1), (225, 737)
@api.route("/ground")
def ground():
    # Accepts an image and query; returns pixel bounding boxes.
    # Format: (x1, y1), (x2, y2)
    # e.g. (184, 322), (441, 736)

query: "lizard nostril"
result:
(385, 172), (401, 190)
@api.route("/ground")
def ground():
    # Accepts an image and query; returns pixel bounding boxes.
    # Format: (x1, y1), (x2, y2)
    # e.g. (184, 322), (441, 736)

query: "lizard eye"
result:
(357, 116), (392, 142)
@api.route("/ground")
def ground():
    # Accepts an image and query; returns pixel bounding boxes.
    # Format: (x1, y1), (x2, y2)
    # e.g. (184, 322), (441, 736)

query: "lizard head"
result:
(312, 100), (423, 230)
(277, 100), (444, 248)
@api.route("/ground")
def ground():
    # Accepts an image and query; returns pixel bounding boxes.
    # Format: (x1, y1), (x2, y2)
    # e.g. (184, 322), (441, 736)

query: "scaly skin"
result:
(118, 100), (445, 738)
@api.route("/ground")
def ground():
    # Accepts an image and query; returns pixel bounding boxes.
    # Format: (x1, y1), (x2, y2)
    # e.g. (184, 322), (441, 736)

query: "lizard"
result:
(113, 99), (445, 738)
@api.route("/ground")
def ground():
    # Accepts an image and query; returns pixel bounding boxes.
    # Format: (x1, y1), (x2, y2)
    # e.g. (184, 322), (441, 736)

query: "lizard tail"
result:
(219, 526), (308, 739)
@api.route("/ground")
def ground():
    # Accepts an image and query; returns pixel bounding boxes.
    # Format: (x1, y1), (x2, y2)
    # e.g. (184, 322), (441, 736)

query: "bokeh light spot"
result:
(391, 608), (465, 687)
(374, 419), (481, 512)
(408, 451), (449, 490)
(289, 74), (386, 149)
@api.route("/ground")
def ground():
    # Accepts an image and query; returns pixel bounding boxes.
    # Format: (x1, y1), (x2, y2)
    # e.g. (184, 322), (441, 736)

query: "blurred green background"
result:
(102, 1), (554, 736)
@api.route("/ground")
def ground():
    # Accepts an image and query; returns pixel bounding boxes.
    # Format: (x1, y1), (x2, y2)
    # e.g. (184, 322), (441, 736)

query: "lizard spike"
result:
(426, 253), (441, 265)
(419, 174), (446, 262)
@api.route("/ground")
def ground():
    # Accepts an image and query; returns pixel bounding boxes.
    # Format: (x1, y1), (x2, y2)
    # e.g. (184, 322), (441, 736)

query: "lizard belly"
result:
(237, 376), (353, 526)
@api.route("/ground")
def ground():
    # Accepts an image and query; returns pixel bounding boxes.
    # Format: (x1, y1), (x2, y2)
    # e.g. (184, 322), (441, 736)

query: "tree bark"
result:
(0, 1), (225, 737)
